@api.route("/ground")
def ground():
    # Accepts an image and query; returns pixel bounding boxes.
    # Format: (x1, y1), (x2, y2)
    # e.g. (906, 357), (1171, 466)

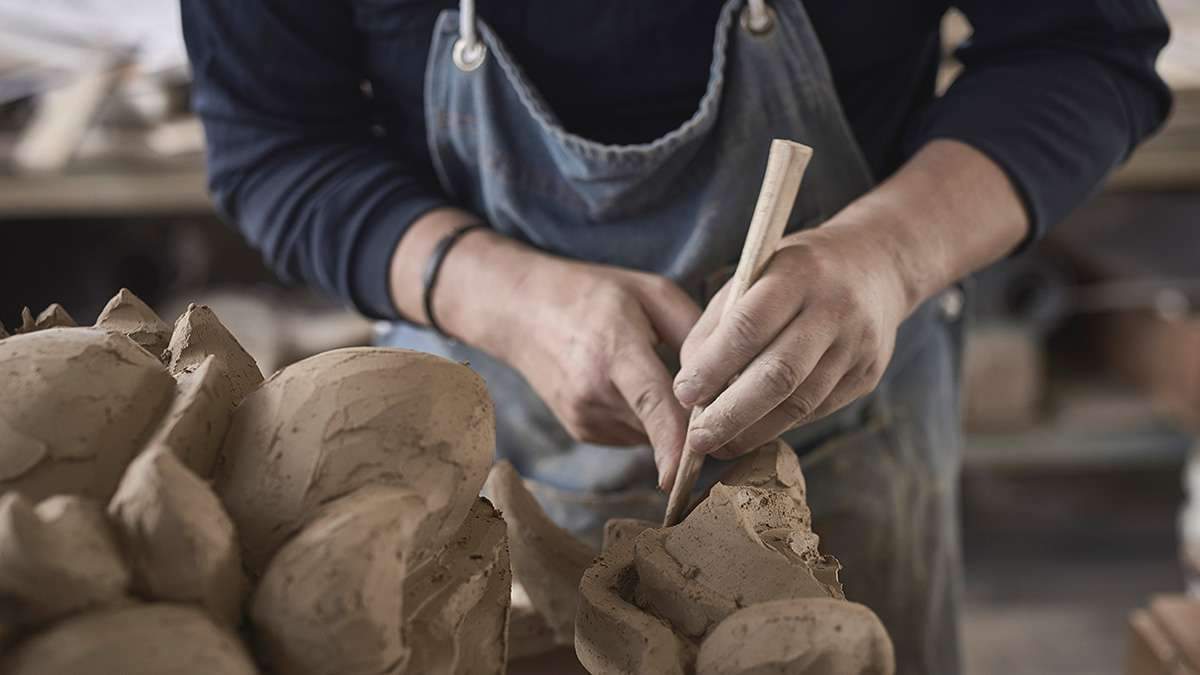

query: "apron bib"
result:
(381, 3), (965, 670)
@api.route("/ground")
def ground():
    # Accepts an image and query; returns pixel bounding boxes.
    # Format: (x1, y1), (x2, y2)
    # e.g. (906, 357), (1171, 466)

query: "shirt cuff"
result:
(349, 195), (450, 321)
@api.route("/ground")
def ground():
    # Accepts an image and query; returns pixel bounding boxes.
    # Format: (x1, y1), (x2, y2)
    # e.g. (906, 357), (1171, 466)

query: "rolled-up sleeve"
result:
(181, 0), (449, 320)
(906, 0), (1173, 243)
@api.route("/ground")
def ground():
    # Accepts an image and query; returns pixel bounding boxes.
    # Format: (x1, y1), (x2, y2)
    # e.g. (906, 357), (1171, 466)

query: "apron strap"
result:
(454, 0), (487, 71)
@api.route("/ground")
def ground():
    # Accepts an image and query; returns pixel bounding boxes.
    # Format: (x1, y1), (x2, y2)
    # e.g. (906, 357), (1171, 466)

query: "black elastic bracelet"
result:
(421, 223), (485, 336)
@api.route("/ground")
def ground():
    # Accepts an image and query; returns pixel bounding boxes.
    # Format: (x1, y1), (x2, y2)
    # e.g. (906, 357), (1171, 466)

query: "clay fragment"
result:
(576, 517), (693, 675)
(0, 320), (9, 339)
(484, 460), (594, 647)
(0, 494), (129, 625)
(33, 303), (76, 330)
(696, 598), (895, 675)
(634, 483), (843, 639)
(0, 603), (258, 675)
(146, 355), (235, 478)
(108, 448), (246, 625)
(15, 308), (35, 334)
(95, 288), (172, 357)
(165, 304), (263, 404)
(250, 486), (439, 675)
(403, 497), (511, 675)
(719, 439), (809, 511)
(0, 328), (174, 501)
(217, 348), (494, 574)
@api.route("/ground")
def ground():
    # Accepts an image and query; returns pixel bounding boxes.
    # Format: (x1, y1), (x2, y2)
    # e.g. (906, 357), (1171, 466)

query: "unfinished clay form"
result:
(251, 486), (439, 675)
(0, 603), (258, 675)
(0, 494), (129, 625)
(165, 304), (263, 404)
(108, 448), (246, 625)
(696, 599), (895, 675)
(484, 460), (594, 647)
(577, 518), (693, 675)
(94, 288), (172, 357)
(403, 497), (511, 675)
(146, 355), (235, 478)
(634, 483), (843, 639)
(0, 320), (9, 339)
(0, 328), (174, 502)
(33, 304), (76, 330)
(217, 348), (495, 573)
(719, 439), (809, 509)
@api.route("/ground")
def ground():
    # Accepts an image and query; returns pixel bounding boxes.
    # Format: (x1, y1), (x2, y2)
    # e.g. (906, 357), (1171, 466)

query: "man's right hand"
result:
(390, 209), (700, 484)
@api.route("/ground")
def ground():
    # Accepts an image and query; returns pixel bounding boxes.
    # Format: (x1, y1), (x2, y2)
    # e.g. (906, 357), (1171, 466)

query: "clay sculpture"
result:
(94, 288), (172, 357)
(576, 441), (894, 675)
(0, 328), (174, 502)
(0, 604), (258, 675)
(0, 494), (129, 626)
(0, 292), (510, 675)
(216, 347), (495, 574)
(484, 460), (595, 651)
(108, 448), (247, 625)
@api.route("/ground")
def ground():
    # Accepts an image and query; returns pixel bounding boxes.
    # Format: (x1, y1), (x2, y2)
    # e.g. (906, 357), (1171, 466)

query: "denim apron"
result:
(380, 1), (965, 672)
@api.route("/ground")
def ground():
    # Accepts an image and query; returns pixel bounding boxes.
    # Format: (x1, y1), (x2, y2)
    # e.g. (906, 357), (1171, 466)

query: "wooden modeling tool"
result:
(662, 139), (813, 527)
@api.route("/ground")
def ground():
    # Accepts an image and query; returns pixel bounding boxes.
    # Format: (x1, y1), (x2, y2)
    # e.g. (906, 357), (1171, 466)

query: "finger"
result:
(684, 313), (838, 455)
(680, 283), (729, 366)
(705, 345), (850, 460)
(631, 276), (702, 353)
(674, 266), (805, 408)
(610, 341), (690, 486)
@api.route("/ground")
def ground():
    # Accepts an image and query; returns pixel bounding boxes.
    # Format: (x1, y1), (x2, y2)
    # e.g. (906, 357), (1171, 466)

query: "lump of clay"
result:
(0, 494), (129, 625)
(0, 603), (258, 675)
(145, 355), (235, 478)
(34, 303), (76, 330)
(251, 486), (438, 675)
(0, 328), (174, 502)
(696, 599), (894, 675)
(403, 497), (511, 674)
(484, 460), (594, 649)
(577, 518), (693, 675)
(165, 304), (263, 404)
(719, 438), (809, 509)
(108, 448), (246, 625)
(94, 288), (172, 357)
(634, 483), (843, 639)
(217, 348), (494, 573)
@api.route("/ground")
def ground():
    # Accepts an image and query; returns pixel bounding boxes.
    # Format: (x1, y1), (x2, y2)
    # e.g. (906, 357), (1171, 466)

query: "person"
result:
(182, 1), (1170, 672)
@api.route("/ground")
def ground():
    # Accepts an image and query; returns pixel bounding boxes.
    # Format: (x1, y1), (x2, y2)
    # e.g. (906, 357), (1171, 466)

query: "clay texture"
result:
(403, 497), (511, 674)
(165, 304), (263, 404)
(146, 355), (235, 478)
(696, 599), (894, 675)
(0, 603), (258, 675)
(250, 486), (438, 675)
(108, 448), (246, 625)
(0, 328), (174, 502)
(484, 460), (594, 647)
(0, 494), (129, 625)
(216, 348), (495, 573)
(94, 288), (172, 357)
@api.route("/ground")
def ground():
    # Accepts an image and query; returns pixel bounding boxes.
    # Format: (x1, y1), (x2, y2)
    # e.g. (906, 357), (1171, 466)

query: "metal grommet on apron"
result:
(389, 2), (967, 670)
(741, 0), (777, 35)
(452, 0), (486, 71)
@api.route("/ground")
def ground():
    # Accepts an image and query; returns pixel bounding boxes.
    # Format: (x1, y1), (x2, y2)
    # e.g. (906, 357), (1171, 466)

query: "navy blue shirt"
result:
(181, 1), (1171, 320)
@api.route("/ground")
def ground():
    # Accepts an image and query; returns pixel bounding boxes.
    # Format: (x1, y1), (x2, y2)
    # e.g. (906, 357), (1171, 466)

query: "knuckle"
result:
(631, 386), (666, 420)
(779, 391), (818, 422)
(758, 356), (803, 397)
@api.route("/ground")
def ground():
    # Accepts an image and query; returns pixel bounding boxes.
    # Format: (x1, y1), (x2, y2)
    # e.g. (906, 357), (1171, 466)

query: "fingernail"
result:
(688, 428), (716, 455)
(674, 378), (699, 407)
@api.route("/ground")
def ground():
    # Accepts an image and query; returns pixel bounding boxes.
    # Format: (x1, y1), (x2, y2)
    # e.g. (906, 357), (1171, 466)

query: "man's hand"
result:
(390, 213), (699, 479)
(496, 256), (700, 476)
(674, 224), (908, 459)
(665, 139), (1030, 475)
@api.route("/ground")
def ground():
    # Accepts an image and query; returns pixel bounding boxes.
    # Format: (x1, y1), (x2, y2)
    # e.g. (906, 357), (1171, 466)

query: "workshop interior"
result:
(0, 1), (1198, 674)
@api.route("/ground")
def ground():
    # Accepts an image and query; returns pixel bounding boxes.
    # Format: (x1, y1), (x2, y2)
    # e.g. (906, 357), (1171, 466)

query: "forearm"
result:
(820, 139), (1030, 315)
(388, 208), (544, 357)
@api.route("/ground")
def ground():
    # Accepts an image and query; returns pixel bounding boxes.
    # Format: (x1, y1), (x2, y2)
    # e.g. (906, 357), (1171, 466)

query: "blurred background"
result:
(1, 2), (1198, 673)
